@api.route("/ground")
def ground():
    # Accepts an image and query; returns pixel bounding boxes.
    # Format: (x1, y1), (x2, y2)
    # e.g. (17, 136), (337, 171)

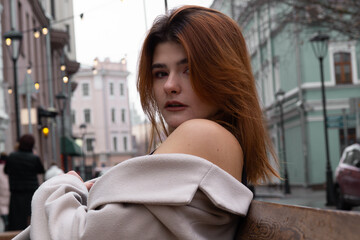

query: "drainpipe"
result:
(44, 15), (57, 163)
(101, 68), (110, 163)
(255, 11), (264, 101)
(267, 3), (274, 101)
(10, 0), (16, 30)
(294, 12), (309, 187)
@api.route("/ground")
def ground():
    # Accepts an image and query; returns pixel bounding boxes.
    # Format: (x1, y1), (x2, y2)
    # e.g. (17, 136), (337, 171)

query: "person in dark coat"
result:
(4, 134), (45, 231)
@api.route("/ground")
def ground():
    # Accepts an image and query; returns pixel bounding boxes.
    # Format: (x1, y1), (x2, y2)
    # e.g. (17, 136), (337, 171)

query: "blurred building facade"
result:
(212, 0), (360, 186)
(0, 0), (79, 169)
(71, 58), (135, 175)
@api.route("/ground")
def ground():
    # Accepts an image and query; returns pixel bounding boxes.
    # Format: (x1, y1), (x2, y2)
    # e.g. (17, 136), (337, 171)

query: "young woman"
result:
(137, 5), (279, 185)
(14, 6), (279, 240)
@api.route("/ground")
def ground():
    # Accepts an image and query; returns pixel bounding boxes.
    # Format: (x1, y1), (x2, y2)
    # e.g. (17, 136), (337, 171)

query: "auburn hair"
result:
(137, 5), (279, 184)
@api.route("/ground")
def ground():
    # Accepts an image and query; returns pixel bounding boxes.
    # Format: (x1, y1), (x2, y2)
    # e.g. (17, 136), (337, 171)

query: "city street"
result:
(254, 185), (360, 212)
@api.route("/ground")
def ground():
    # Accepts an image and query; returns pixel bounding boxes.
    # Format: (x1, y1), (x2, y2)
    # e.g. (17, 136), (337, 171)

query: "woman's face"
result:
(152, 41), (219, 133)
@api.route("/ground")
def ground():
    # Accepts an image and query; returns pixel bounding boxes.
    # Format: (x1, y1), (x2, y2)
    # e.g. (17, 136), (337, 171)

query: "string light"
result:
(34, 82), (40, 90)
(63, 76), (69, 83)
(2, 2), (122, 93)
(6, 1), (116, 43)
(33, 28), (40, 38)
(27, 65), (32, 74)
(42, 27), (49, 35)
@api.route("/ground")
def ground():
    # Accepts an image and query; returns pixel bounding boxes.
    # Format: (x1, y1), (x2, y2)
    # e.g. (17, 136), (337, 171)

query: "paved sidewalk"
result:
(253, 185), (360, 212)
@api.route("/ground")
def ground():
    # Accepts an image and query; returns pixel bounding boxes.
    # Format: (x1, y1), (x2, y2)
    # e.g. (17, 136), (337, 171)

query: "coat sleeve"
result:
(25, 174), (160, 240)
(29, 174), (89, 240)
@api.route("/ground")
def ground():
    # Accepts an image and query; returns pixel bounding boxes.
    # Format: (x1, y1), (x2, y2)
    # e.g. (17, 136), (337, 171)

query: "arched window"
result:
(334, 52), (352, 84)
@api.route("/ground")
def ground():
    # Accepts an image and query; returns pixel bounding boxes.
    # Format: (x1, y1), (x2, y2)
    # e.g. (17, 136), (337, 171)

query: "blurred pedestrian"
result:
(0, 152), (10, 231)
(45, 162), (64, 181)
(4, 134), (45, 231)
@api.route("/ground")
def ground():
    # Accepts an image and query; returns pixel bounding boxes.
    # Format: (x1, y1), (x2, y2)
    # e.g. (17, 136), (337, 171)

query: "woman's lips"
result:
(165, 101), (187, 111)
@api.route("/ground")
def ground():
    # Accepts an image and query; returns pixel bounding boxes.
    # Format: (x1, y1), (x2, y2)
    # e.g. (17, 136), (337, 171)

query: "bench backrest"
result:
(236, 200), (360, 240)
(2, 201), (360, 240)
(0, 231), (21, 240)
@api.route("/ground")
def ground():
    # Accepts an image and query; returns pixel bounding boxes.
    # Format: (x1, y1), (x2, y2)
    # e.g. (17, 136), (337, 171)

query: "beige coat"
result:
(14, 154), (253, 240)
(0, 164), (9, 215)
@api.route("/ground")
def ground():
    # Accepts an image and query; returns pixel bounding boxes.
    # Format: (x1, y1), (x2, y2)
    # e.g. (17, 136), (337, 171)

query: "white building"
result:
(71, 58), (134, 174)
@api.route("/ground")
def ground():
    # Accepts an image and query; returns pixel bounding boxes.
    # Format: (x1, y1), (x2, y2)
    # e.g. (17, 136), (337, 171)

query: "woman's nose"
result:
(164, 73), (181, 94)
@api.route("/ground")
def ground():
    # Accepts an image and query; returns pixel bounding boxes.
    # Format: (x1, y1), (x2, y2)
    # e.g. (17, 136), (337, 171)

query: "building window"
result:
(51, 0), (56, 19)
(82, 83), (89, 96)
(86, 138), (94, 152)
(120, 83), (124, 96)
(111, 108), (116, 123)
(334, 52), (352, 84)
(121, 109), (125, 123)
(113, 137), (117, 151)
(84, 109), (91, 123)
(110, 83), (114, 95)
(71, 110), (75, 125)
(26, 13), (30, 59)
(18, 2), (24, 57)
(123, 136), (127, 151)
(65, 24), (71, 52)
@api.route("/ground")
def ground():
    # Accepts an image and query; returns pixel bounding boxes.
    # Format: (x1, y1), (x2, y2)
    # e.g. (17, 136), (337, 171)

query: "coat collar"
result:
(88, 154), (253, 216)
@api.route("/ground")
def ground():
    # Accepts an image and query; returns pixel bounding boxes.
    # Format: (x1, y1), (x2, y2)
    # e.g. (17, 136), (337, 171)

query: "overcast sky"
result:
(73, 0), (213, 121)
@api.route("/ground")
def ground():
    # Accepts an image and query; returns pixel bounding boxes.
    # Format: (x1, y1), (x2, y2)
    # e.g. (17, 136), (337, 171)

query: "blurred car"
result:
(334, 143), (360, 210)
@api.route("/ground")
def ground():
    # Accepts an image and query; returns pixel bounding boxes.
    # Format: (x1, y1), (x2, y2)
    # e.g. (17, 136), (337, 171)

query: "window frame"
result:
(82, 83), (90, 97)
(109, 82), (114, 96)
(84, 109), (91, 124)
(111, 108), (116, 123)
(123, 136), (127, 151)
(120, 83), (124, 96)
(121, 109), (126, 123)
(113, 136), (118, 152)
(328, 41), (358, 86)
(334, 52), (352, 84)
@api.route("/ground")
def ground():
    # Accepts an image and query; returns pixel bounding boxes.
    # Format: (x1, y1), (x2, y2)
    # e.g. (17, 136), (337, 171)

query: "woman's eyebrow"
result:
(151, 58), (188, 70)
(177, 58), (188, 65)
(151, 63), (166, 70)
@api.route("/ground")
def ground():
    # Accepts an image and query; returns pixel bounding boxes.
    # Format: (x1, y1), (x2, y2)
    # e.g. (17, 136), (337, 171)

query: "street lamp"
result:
(276, 89), (291, 194)
(90, 139), (96, 178)
(310, 32), (335, 206)
(80, 123), (87, 179)
(164, 0), (168, 12)
(3, 29), (23, 141)
(56, 92), (68, 171)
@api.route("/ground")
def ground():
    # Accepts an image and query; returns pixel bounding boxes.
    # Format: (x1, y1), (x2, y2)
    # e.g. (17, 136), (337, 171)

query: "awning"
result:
(60, 136), (82, 156)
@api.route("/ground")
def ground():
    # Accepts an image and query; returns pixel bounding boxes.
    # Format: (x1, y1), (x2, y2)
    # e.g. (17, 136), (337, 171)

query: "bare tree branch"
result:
(235, 0), (360, 40)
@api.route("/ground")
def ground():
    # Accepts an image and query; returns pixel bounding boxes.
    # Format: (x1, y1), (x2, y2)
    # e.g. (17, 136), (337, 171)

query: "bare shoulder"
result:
(154, 119), (243, 181)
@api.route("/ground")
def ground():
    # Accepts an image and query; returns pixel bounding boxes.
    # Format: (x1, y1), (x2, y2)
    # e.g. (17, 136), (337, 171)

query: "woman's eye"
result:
(184, 67), (190, 75)
(154, 71), (168, 78)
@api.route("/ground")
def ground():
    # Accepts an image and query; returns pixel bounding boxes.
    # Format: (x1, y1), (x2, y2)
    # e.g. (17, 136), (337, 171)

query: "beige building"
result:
(71, 58), (135, 178)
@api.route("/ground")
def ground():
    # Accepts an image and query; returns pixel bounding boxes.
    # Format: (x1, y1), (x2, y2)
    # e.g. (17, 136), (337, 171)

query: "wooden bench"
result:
(236, 200), (360, 240)
(0, 231), (20, 240)
(1, 200), (359, 240)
